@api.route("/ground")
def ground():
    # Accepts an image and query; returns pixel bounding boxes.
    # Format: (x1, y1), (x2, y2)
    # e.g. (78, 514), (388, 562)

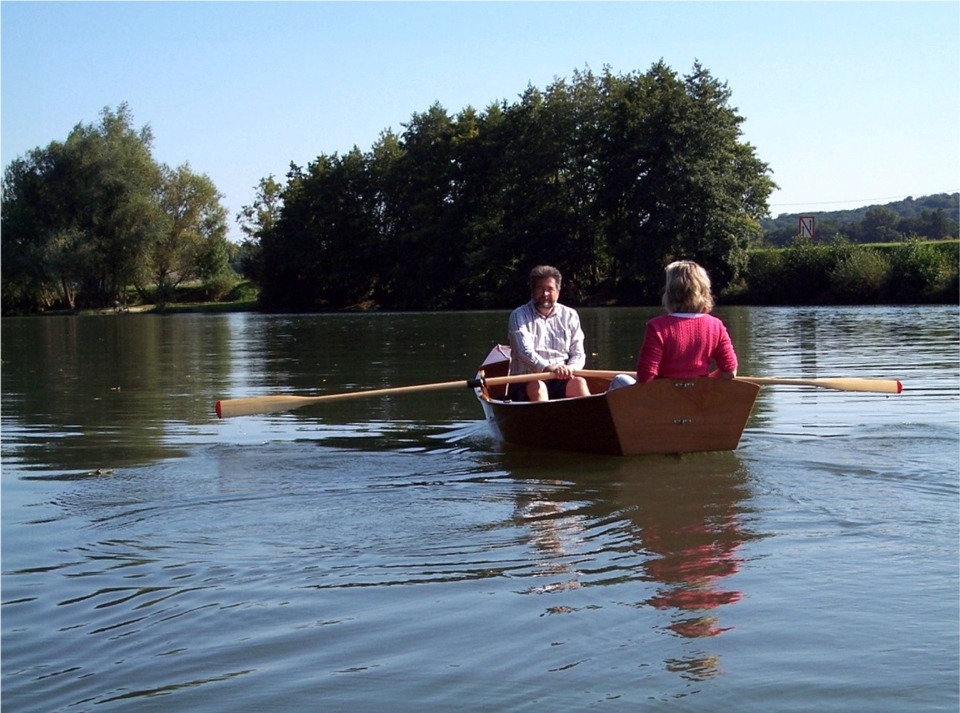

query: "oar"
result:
(736, 376), (902, 394)
(575, 370), (903, 395)
(215, 371), (558, 418)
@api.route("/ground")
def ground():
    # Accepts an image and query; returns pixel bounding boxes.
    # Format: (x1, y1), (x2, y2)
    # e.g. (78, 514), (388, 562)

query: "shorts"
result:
(506, 378), (568, 402)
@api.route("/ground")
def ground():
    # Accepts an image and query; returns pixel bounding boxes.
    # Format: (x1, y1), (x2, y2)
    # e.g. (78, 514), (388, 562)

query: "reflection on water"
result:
(501, 449), (758, 681)
(1, 315), (232, 471)
(622, 459), (749, 682)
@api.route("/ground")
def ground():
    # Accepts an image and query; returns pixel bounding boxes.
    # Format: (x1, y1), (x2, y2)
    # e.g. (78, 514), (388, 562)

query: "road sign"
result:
(799, 216), (816, 239)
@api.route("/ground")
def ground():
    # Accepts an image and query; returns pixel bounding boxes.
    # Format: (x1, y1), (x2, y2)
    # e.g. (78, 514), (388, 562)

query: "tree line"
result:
(4, 62), (954, 316)
(2, 104), (235, 314)
(241, 62), (775, 311)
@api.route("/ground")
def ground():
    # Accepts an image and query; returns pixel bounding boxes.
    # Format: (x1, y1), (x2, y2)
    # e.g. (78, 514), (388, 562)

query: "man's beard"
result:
(535, 297), (555, 314)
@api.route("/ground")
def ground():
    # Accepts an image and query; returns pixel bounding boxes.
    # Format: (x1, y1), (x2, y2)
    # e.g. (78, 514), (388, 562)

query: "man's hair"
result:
(662, 260), (714, 313)
(529, 265), (562, 288)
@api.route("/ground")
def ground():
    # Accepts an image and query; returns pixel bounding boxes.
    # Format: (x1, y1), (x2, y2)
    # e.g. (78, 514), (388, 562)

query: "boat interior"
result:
(478, 345), (612, 401)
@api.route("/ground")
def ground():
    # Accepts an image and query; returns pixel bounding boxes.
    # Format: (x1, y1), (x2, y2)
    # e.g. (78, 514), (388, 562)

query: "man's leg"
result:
(565, 376), (591, 398)
(526, 380), (549, 401)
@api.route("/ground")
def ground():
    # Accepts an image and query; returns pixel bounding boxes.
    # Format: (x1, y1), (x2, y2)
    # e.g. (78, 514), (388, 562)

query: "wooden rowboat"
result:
(473, 346), (761, 456)
(213, 350), (897, 452)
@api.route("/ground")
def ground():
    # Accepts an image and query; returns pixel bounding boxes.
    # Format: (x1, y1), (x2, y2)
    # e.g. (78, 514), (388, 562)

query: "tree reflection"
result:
(1, 315), (235, 471)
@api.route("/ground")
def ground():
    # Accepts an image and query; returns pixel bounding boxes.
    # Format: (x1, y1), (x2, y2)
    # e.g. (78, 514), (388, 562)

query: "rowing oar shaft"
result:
(215, 371), (558, 418)
(575, 370), (903, 395)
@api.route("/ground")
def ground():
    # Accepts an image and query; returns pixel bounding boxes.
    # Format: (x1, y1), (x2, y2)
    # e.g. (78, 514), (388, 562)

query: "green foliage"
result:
(200, 270), (240, 302)
(735, 239), (958, 305)
(2, 104), (164, 311)
(225, 280), (259, 303)
(258, 61), (775, 311)
(741, 249), (786, 305)
(260, 148), (381, 310)
(236, 175), (282, 282)
(144, 163), (230, 305)
(886, 239), (951, 303)
(740, 237), (851, 304)
(2, 104), (230, 314)
(9, 89), (950, 315)
(828, 248), (891, 304)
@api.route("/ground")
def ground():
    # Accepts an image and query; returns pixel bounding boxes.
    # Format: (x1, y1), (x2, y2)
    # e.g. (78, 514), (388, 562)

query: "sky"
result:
(2, 1), (958, 241)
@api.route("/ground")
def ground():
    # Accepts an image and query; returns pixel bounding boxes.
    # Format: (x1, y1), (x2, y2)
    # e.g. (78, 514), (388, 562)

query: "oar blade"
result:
(815, 378), (903, 394)
(216, 395), (316, 419)
(737, 376), (903, 394)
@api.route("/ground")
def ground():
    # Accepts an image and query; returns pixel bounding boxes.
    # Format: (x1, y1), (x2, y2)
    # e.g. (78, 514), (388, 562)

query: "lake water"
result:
(2, 305), (957, 712)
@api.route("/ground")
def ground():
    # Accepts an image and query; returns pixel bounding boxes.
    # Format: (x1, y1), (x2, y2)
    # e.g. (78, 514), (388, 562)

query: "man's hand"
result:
(546, 364), (574, 379)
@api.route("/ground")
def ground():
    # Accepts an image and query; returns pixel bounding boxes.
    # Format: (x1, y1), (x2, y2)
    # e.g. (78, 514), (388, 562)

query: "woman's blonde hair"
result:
(662, 260), (714, 313)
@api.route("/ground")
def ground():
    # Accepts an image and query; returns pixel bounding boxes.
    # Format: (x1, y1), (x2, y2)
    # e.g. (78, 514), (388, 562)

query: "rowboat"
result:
(473, 345), (761, 456)
(214, 350), (899, 453)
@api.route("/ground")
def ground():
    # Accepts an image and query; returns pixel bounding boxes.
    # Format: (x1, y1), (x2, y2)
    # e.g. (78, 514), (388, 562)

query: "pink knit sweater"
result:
(636, 313), (738, 382)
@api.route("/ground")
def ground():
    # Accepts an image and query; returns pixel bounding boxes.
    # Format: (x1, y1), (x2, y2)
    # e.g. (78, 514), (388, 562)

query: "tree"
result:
(1, 104), (238, 313)
(910, 209), (955, 240)
(455, 101), (520, 306)
(2, 103), (163, 311)
(859, 206), (902, 243)
(494, 73), (606, 303)
(65, 104), (165, 306)
(2, 145), (75, 310)
(259, 149), (380, 310)
(381, 103), (462, 308)
(236, 174), (283, 282)
(599, 62), (774, 300)
(256, 60), (776, 310)
(145, 163), (229, 303)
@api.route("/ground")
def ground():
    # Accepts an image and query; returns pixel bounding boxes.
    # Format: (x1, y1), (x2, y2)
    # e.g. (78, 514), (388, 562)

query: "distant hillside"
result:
(761, 192), (959, 246)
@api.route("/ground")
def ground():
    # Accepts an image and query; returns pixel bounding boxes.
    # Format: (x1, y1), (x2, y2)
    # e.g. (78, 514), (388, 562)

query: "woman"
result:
(611, 260), (738, 389)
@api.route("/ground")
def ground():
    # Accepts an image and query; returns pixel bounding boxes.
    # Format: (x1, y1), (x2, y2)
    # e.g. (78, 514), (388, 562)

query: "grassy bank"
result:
(58, 281), (262, 317)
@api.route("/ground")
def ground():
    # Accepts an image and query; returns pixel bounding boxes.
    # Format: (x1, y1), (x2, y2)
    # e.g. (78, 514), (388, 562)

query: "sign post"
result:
(798, 216), (816, 239)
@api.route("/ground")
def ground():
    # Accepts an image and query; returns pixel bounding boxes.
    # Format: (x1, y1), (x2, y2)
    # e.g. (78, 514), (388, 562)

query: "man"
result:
(507, 265), (591, 401)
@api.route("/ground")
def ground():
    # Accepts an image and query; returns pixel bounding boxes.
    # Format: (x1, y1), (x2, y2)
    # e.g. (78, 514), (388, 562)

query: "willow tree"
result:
(1, 104), (237, 313)
(2, 142), (74, 311)
(62, 104), (165, 306)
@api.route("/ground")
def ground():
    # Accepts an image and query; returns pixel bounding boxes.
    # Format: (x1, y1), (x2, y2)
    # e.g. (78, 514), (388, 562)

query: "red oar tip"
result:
(215, 401), (223, 419)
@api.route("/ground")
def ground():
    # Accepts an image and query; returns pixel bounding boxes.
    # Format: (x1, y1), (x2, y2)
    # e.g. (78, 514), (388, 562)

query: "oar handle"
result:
(215, 371), (558, 418)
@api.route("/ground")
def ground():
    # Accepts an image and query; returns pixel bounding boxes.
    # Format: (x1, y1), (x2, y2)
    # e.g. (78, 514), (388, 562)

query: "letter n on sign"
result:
(798, 216), (816, 239)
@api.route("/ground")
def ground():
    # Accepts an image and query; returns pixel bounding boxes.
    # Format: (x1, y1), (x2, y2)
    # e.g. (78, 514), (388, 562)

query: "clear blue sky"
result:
(3, 1), (958, 241)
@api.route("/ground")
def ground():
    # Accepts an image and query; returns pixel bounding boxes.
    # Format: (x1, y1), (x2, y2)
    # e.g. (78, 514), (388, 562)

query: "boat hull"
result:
(475, 346), (760, 456)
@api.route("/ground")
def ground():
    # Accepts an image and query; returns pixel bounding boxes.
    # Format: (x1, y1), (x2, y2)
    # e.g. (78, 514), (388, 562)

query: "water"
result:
(2, 306), (957, 712)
